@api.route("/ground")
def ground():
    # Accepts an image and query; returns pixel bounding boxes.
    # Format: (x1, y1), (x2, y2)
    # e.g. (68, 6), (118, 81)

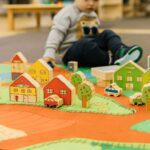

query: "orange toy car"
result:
(44, 94), (63, 108)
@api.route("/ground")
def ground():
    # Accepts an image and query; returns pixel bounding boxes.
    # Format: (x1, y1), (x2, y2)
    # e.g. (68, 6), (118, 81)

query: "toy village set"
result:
(0, 52), (150, 112)
(1, 52), (150, 149)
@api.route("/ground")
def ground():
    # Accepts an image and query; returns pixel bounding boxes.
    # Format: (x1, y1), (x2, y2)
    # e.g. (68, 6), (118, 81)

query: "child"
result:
(43, 0), (143, 67)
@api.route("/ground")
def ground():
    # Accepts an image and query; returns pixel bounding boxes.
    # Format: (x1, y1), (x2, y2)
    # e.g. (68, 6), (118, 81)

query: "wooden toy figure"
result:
(68, 61), (78, 72)
(142, 83), (150, 111)
(70, 71), (86, 92)
(78, 80), (95, 108)
(10, 52), (28, 80)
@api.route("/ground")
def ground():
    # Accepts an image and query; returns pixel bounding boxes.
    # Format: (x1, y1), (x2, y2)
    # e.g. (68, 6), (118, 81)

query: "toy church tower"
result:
(11, 52), (28, 80)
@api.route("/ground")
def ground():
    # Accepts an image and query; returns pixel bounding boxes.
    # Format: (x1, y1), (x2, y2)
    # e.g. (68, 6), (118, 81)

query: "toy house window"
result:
(12, 64), (16, 71)
(137, 77), (142, 82)
(40, 70), (46, 75)
(47, 89), (53, 94)
(127, 76), (132, 81)
(60, 90), (67, 95)
(126, 83), (133, 90)
(117, 75), (122, 80)
(13, 88), (18, 92)
(29, 69), (36, 74)
(24, 84), (30, 88)
(27, 89), (32, 93)
(21, 89), (25, 93)
(12, 63), (20, 71)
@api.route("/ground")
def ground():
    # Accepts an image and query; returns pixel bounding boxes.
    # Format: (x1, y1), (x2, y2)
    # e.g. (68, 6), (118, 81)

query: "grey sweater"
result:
(43, 3), (100, 63)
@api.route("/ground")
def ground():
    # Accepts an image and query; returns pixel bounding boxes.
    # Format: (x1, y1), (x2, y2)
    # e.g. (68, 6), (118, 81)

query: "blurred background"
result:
(0, 0), (150, 68)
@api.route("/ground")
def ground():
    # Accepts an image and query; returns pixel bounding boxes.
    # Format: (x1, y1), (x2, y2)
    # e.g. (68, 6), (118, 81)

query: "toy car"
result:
(129, 93), (144, 105)
(44, 94), (63, 108)
(104, 83), (122, 97)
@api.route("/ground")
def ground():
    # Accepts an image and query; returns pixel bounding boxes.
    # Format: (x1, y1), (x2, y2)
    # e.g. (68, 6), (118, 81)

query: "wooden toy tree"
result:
(142, 83), (150, 111)
(70, 71), (86, 92)
(77, 80), (95, 108)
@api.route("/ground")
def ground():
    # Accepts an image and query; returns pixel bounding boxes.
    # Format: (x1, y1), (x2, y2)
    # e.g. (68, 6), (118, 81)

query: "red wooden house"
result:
(43, 75), (75, 105)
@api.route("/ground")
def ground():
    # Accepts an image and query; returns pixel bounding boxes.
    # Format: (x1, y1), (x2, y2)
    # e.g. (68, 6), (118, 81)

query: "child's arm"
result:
(43, 57), (55, 68)
(43, 7), (71, 65)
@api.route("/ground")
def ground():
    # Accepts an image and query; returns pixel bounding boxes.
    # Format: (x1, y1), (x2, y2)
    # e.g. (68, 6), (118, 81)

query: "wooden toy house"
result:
(143, 69), (150, 85)
(11, 52), (28, 80)
(27, 59), (53, 85)
(44, 74), (75, 105)
(114, 61), (145, 91)
(9, 73), (40, 103)
(91, 65), (119, 87)
(142, 83), (150, 111)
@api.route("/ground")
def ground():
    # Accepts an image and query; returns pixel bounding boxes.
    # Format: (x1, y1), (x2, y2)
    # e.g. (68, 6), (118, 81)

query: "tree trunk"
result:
(75, 85), (78, 94)
(82, 96), (89, 108)
(146, 99), (150, 111)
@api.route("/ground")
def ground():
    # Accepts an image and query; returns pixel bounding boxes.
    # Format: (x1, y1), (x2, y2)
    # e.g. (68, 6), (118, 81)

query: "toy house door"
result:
(15, 95), (19, 102)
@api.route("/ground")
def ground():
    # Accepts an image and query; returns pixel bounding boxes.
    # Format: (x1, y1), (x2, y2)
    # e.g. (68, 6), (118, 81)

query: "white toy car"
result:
(105, 83), (122, 97)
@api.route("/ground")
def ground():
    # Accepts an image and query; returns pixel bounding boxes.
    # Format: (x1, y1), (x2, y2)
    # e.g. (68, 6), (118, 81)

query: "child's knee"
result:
(103, 29), (114, 35)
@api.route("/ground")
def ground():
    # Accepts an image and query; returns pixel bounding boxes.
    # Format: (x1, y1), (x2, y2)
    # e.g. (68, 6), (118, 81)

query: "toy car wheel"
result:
(46, 104), (49, 107)
(51, 105), (56, 108)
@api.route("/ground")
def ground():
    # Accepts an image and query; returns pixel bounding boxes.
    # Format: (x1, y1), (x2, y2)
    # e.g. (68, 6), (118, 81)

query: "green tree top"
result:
(78, 80), (95, 101)
(70, 71), (86, 87)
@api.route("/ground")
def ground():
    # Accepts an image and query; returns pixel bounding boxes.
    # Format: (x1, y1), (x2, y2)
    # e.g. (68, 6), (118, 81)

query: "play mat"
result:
(0, 63), (150, 150)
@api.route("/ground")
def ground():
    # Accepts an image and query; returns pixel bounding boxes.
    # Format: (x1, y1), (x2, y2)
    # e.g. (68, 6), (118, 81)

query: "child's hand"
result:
(43, 57), (55, 68)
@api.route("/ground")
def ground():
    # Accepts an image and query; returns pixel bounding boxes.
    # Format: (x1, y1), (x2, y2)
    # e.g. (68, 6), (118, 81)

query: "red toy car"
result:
(44, 94), (63, 108)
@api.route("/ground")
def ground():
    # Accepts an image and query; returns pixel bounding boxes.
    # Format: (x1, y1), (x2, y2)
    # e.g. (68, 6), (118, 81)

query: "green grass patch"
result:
(0, 87), (134, 115)
(0, 64), (11, 73)
(60, 94), (135, 115)
(18, 138), (150, 150)
(131, 120), (150, 133)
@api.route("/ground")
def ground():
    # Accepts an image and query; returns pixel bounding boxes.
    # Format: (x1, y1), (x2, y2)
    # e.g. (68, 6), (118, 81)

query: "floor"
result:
(0, 14), (52, 37)
(1, 15), (150, 37)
